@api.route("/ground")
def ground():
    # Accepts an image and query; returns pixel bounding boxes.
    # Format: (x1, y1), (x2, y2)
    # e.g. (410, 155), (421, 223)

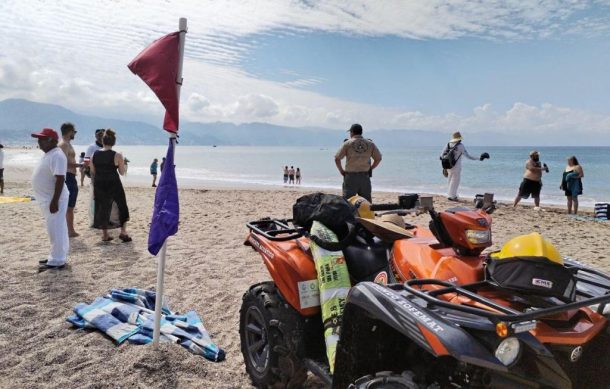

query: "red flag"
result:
(128, 32), (180, 133)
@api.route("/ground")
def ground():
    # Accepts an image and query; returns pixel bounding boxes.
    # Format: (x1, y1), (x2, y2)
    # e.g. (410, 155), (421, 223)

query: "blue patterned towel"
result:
(67, 288), (225, 362)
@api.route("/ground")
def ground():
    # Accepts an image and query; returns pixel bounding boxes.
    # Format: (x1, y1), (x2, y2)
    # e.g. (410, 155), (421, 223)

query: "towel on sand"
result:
(67, 288), (225, 362)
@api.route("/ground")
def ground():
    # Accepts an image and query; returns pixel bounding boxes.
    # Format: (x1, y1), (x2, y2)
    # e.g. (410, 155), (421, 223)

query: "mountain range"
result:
(0, 98), (576, 147)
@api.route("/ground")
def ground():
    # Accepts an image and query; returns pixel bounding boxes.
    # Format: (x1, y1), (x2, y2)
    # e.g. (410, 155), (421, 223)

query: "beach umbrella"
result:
(127, 18), (186, 347)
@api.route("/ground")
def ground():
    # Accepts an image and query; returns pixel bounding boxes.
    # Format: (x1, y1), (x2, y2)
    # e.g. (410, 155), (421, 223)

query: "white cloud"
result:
(0, 1), (609, 137)
(234, 94), (279, 118)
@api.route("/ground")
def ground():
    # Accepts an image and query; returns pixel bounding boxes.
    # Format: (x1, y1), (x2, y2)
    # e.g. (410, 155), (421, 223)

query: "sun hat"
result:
(357, 213), (414, 242)
(31, 128), (59, 141)
(450, 131), (462, 142)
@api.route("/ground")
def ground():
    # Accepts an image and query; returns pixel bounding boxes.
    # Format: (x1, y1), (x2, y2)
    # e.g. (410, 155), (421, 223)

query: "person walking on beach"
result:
(296, 167), (301, 184)
(513, 150), (548, 209)
(31, 128), (69, 270)
(335, 123), (382, 202)
(84, 129), (104, 227)
(441, 131), (481, 201)
(283, 165), (289, 184)
(0, 144), (4, 195)
(90, 129), (131, 243)
(288, 166), (295, 184)
(561, 156), (584, 214)
(150, 158), (158, 187)
(59, 122), (82, 238)
(78, 152), (86, 187)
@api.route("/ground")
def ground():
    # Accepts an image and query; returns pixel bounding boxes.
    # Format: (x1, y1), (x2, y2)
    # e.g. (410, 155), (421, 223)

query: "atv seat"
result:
(342, 234), (391, 283)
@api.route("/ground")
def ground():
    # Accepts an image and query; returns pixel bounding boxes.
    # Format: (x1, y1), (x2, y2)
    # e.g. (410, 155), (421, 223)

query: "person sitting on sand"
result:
(561, 156), (584, 215)
(513, 150), (548, 209)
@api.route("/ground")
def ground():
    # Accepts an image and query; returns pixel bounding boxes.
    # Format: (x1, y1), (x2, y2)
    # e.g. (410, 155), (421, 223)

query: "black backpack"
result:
(440, 141), (461, 169)
(292, 193), (356, 238)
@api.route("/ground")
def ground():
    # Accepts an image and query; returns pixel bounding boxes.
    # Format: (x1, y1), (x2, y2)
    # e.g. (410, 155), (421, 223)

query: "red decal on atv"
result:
(417, 323), (449, 356)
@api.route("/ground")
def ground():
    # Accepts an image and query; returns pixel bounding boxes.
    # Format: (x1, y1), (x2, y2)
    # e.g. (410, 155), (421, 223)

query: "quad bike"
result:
(240, 195), (610, 388)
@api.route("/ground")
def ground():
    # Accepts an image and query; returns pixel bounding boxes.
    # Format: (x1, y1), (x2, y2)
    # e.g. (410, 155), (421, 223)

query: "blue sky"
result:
(0, 0), (610, 139)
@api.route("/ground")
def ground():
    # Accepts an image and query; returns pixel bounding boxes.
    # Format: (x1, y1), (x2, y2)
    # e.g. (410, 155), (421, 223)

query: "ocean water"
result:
(4, 145), (609, 206)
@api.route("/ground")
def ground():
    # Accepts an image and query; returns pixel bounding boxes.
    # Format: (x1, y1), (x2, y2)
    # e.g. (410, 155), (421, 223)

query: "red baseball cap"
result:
(31, 128), (59, 141)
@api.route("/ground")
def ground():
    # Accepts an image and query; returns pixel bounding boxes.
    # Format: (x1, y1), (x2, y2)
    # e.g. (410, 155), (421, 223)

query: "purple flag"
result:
(148, 138), (179, 255)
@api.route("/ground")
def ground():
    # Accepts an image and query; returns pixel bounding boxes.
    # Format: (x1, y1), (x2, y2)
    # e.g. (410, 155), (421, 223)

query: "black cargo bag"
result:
(486, 256), (576, 302)
(292, 192), (356, 237)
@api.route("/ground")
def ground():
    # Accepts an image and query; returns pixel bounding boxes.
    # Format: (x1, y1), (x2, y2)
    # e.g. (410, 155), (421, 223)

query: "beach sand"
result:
(1, 173), (609, 388)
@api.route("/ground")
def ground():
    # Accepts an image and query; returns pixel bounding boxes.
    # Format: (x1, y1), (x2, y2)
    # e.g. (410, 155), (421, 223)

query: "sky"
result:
(1, 0), (610, 140)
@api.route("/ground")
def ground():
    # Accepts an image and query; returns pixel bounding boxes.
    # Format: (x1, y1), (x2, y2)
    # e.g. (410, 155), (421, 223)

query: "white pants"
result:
(447, 165), (462, 199)
(40, 199), (69, 266)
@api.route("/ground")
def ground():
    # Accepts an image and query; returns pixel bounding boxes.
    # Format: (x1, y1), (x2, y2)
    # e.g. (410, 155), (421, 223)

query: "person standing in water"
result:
(283, 166), (288, 184)
(295, 167), (301, 184)
(288, 166), (295, 184)
(561, 156), (584, 214)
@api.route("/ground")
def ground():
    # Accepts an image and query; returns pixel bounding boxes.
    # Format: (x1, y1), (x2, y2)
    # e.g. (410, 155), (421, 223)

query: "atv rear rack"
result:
(246, 218), (305, 241)
(399, 273), (610, 324)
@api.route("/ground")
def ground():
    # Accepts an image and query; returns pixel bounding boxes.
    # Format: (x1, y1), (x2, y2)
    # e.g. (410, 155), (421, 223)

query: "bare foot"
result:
(69, 232), (80, 238)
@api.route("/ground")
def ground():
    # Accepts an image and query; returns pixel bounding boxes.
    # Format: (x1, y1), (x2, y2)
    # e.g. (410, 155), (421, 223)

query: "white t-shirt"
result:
(85, 142), (102, 160)
(0, 149), (4, 169)
(32, 147), (68, 204)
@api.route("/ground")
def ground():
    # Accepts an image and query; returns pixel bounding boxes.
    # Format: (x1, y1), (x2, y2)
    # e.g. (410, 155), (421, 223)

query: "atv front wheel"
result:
(349, 371), (420, 389)
(239, 282), (307, 388)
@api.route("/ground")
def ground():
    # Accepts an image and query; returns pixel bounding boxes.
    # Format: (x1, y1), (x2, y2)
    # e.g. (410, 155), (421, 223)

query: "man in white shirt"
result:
(0, 144), (4, 194)
(84, 129), (104, 226)
(441, 131), (480, 201)
(31, 128), (69, 270)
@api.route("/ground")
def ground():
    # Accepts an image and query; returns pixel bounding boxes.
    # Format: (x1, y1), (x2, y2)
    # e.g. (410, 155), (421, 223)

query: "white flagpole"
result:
(153, 17), (187, 349)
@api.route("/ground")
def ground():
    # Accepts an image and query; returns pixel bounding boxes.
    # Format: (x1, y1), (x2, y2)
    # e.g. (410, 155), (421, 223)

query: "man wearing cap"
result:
(31, 128), (69, 270)
(443, 131), (480, 201)
(59, 122), (82, 237)
(0, 144), (4, 194)
(513, 150), (548, 209)
(335, 123), (382, 202)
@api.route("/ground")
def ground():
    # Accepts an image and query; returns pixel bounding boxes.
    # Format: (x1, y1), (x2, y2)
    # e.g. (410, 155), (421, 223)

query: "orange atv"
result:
(240, 195), (610, 388)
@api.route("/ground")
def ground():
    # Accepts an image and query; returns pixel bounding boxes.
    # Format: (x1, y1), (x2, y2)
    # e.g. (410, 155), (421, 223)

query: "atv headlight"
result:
(466, 229), (491, 244)
(495, 337), (521, 366)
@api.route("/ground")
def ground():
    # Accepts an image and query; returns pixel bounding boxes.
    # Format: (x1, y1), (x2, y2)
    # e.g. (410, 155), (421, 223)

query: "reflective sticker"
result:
(374, 271), (388, 285)
(298, 279), (320, 309)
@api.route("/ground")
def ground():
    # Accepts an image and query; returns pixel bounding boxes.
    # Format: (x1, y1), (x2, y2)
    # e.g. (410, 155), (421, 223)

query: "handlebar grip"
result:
(370, 203), (402, 211)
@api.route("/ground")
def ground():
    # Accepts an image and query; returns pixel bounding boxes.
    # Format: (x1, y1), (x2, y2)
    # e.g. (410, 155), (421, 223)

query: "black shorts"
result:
(0, 168), (3, 180)
(66, 172), (79, 208)
(518, 178), (542, 199)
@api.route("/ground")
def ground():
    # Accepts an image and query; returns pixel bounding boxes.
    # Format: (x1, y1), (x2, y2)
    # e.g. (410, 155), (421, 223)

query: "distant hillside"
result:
(0, 98), (515, 146)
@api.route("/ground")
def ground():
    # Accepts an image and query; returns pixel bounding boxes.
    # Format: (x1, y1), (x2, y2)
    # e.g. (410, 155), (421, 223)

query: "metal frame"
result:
(398, 268), (610, 323)
(246, 218), (304, 241)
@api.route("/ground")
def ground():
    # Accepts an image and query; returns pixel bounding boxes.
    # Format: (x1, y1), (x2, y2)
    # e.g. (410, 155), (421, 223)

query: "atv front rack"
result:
(246, 218), (305, 241)
(399, 270), (610, 323)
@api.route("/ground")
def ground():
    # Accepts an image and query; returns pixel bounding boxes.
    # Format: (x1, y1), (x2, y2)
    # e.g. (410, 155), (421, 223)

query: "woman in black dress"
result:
(90, 129), (131, 242)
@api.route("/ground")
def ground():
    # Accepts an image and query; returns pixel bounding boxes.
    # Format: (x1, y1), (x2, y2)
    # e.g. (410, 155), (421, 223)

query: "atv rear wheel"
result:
(239, 282), (307, 388)
(349, 371), (420, 389)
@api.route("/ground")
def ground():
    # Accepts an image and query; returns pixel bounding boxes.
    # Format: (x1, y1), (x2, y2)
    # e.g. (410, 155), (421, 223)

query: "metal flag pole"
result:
(153, 17), (187, 348)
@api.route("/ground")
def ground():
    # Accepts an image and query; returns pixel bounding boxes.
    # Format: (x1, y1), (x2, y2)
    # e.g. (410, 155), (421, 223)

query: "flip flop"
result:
(119, 234), (132, 243)
(39, 259), (48, 264)
(38, 263), (66, 272)
(102, 237), (114, 242)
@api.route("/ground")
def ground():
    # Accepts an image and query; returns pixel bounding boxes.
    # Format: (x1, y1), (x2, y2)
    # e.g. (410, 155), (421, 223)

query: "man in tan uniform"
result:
(334, 123), (382, 202)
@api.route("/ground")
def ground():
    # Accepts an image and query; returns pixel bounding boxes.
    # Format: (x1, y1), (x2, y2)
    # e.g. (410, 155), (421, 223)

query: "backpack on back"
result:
(440, 141), (461, 169)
